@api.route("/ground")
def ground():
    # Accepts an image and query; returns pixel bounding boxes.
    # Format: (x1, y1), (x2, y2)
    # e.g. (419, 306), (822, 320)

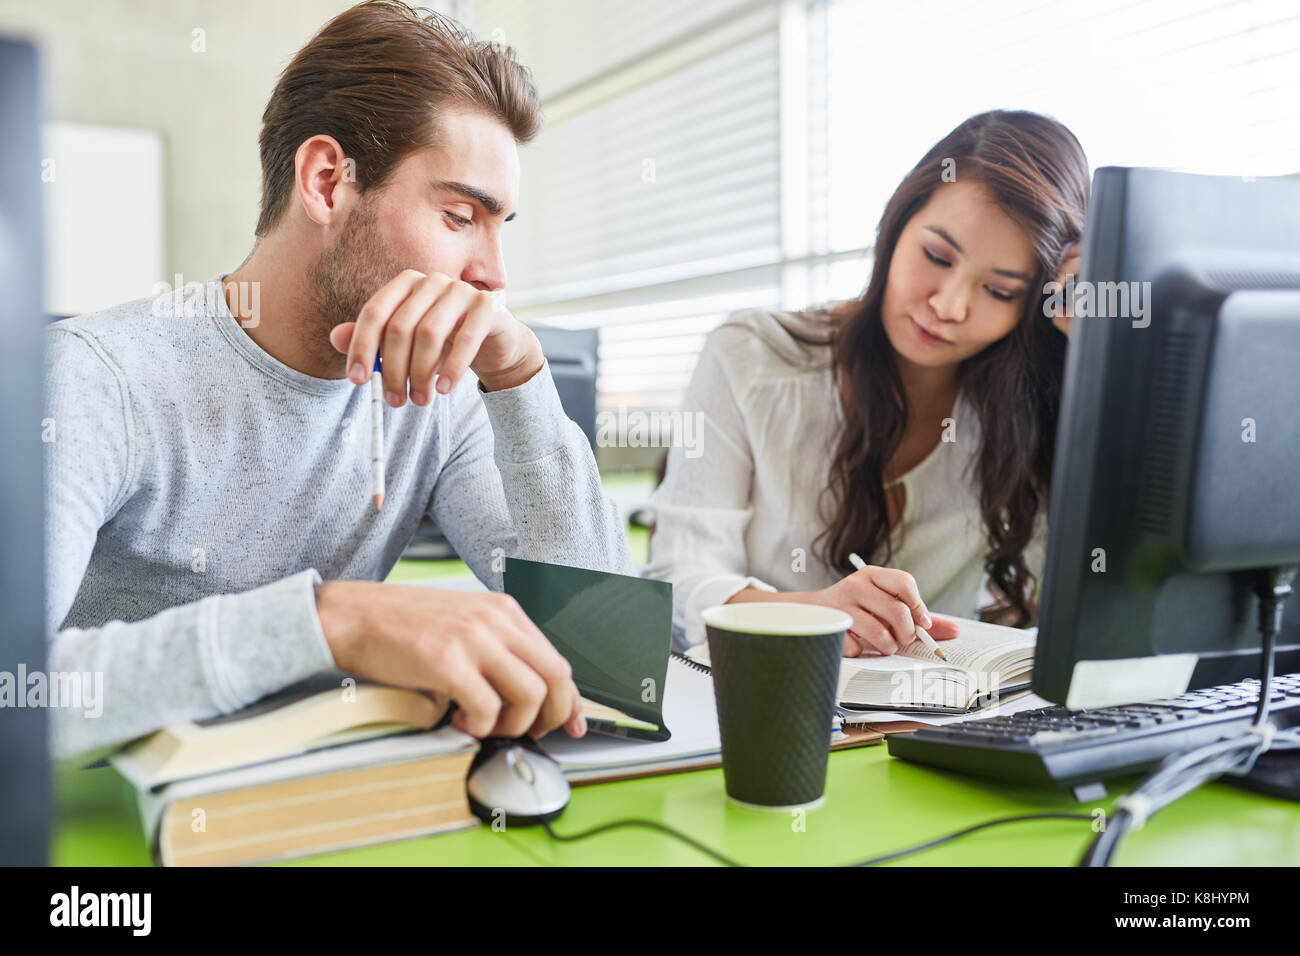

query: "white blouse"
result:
(643, 305), (1046, 650)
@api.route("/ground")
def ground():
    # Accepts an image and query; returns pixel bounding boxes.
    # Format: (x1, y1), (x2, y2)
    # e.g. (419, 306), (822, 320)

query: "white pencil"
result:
(847, 552), (946, 661)
(369, 357), (385, 510)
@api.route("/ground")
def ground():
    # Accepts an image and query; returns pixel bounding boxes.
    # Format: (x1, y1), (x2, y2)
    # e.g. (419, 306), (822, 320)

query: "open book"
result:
(838, 617), (1034, 711)
(686, 616), (1035, 714)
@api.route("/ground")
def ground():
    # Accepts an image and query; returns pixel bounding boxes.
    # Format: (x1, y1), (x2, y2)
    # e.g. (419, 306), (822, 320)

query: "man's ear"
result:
(294, 134), (357, 227)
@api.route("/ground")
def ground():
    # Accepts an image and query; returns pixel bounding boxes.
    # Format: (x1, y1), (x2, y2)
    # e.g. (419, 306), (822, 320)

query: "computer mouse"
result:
(465, 735), (570, 826)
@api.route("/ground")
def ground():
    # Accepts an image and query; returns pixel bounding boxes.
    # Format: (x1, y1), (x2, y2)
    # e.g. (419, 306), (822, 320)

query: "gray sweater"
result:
(44, 274), (633, 759)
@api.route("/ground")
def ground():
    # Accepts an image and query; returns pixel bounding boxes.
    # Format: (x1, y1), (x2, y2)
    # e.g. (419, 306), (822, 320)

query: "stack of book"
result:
(109, 668), (681, 865)
(109, 672), (478, 866)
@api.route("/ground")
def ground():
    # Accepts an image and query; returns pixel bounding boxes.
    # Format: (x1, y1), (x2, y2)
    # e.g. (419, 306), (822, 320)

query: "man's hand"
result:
(315, 580), (586, 741)
(328, 270), (545, 404)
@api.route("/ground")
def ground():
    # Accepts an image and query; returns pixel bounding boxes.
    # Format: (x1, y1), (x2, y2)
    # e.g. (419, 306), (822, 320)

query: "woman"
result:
(645, 109), (1088, 655)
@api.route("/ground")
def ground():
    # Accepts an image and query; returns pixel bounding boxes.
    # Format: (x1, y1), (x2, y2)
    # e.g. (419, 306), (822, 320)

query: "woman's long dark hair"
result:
(817, 110), (1089, 626)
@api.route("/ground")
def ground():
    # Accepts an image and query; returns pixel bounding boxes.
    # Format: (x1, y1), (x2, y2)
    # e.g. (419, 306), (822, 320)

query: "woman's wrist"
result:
(725, 586), (819, 605)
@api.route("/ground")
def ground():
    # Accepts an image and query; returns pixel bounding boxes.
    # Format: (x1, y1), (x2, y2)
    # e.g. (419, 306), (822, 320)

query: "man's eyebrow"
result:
(924, 225), (1031, 282)
(436, 180), (516, 221)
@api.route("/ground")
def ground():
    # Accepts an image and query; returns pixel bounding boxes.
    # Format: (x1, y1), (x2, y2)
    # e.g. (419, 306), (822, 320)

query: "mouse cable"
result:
(540, 817), (745, 867)
(541, 811), (1095, 867)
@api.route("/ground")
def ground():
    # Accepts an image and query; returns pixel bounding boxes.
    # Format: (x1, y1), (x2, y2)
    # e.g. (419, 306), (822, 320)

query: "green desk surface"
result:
(53, 737), (1300, 866)
(48, 485), (1300, 865)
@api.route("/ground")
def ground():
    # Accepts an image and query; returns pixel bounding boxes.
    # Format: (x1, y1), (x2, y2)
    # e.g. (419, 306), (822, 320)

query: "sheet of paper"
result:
(539, 659), (720, 772)
(849, 692), (1052, 727)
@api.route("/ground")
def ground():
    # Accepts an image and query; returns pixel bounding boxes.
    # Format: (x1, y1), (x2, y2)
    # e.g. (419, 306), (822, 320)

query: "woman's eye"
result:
(986, 287), (1016, 302)
(444, 212), (471, 229)
(923, 247), (950, 267)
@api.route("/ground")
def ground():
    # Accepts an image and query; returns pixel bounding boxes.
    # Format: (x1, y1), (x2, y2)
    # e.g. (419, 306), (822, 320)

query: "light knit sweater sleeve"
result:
(44, 330), (336, 760)
(643, 335), (777, 651)
(430, 359), (634, 585)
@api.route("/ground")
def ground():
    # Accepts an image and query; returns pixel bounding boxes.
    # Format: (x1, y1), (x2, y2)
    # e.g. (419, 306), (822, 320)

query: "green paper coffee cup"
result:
(702, 602), (851, 810)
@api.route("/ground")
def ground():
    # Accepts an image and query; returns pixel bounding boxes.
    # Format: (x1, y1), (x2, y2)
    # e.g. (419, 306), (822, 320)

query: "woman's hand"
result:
(1048, 241), (1082, 337)
(808, 565), (960, 657)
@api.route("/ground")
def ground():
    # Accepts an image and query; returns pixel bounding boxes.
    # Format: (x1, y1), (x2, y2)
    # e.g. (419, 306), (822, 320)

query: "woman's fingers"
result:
(828, 565), (955, 655)
(865, 566), (933, 629)
(846, 608), (897, 655)
(927, 615), (961, 641)
(859, 588), (919, 648)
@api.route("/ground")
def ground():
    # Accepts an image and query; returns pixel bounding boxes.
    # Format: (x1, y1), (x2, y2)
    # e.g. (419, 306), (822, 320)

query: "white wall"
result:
(0, 0), (457, 288)
(42, 122), (166, 316)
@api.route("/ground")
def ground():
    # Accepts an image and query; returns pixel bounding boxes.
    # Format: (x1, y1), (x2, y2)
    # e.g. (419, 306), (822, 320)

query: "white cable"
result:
(1245, 722), (1275, 752)
(1113, 793), (1154, 831)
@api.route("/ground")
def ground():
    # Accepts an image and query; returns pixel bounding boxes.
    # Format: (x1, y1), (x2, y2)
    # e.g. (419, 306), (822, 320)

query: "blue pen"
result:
(369, 355), (385, 510)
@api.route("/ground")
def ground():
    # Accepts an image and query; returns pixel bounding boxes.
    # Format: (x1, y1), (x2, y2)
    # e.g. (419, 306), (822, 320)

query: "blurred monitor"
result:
(532, 325), (599, 448)
(0, 35), (50, 866)
(403, 325), (599, 560)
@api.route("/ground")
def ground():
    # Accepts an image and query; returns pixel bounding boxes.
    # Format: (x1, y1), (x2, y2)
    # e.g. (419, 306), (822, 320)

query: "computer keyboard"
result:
(886, 673), (1300, 797)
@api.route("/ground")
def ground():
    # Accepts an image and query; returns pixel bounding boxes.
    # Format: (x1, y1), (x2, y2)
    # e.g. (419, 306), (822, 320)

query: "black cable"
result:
(1079, 565), (1298, 867)
(1251, 566), (1295, 725)
(544, 570), (1299, 869)
(541, 817), (746, 867)
(1079, 810), (1127, 866)
(541, 811), (1095, 867)
(847, 812), (1094, 866)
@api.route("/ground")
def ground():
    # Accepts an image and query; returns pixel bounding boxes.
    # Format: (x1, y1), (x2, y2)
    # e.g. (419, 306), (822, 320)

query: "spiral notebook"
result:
(538, 649), (882, 782)
(539, 653), (725, 782)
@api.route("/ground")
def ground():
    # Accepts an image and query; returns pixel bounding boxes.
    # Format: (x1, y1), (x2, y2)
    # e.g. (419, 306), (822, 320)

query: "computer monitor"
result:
(0, 35), (51, 865)
(1036, 166), (1300, 711)
(402, 325), (600, 560)
(532, 325), (598, 448)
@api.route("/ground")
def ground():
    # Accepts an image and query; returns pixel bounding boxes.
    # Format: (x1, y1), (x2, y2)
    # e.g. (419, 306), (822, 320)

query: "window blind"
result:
(810, 0), (1300, 259)
(464, 0), (1300, 438)
(498, 18), (782, 304)
(469, 0), (784, 446)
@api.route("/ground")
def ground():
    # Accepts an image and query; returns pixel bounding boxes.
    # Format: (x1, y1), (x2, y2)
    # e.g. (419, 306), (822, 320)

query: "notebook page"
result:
(851, 691), (1052, 727)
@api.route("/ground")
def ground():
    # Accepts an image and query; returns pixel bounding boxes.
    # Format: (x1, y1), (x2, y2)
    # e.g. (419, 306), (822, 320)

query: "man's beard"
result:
(305, 194), (406, 371)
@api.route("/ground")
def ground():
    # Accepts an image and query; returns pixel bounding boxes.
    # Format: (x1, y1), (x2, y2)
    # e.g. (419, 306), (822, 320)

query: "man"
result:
(45, 0), (634, 759)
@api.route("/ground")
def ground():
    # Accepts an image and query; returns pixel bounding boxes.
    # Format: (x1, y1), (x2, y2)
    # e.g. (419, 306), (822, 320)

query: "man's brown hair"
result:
(255, 0), (541, 237)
